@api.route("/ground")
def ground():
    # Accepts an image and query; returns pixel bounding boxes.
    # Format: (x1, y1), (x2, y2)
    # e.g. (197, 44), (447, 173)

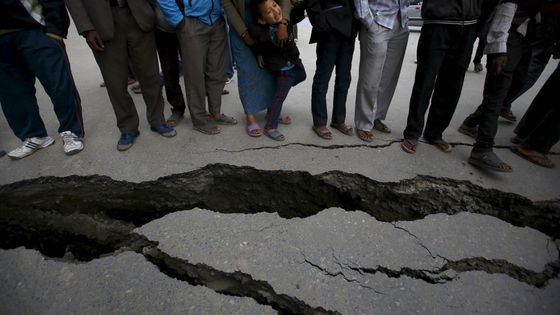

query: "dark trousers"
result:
(177, 17), (227, 127)
(0, 29), (84, 140)
(93, 7), (165, 134)
(265, 67), (297, 130)
(311, 32), (355, 127)
(464, 32), (531, 152)
(502, 21), (551, 112)
(515, 64), (560, 154)
(155, 28), (186, 115)
(404, 24), (477, 140)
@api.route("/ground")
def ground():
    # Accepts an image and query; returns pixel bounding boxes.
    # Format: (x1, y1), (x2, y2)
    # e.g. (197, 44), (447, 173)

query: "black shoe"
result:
(500, 110), (517, 122)
(458, 122), (478, 139)
(373, 119), (391, 133)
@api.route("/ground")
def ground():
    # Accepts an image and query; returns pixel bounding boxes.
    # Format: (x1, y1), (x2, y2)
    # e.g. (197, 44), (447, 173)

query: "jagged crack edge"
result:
(140, 243), (340, 315)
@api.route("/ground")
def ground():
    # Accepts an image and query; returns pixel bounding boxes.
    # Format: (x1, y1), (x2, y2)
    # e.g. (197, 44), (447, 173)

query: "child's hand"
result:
(257, 55), (265, 68)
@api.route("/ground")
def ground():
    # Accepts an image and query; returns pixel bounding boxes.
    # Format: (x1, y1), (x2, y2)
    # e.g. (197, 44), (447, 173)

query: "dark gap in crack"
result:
(142, 245), (338, 315)
(443, 257), (560, 288)
(1, 164), (558, 238)
(0, 163), (559, 290)
(342, 257), (560, 288)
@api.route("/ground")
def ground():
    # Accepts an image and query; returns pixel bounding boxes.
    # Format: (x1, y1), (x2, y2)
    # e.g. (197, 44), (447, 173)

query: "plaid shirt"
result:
(354, 0), (408, 30)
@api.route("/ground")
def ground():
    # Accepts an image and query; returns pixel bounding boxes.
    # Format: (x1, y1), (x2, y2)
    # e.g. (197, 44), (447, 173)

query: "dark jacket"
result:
(305, 0), (358, 42)
(0, 0), (70, 37)
(506, 0), (546, 29)
(248, 5), (304, 72)
(421, 0), (485, 23)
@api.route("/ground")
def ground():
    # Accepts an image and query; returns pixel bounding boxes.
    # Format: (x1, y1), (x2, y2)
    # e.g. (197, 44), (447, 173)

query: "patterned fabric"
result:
(484, 2), (518, 54)
(229, 6), (276, 114)
(353, 0), (408, 30)
(19, 0), (44, 25)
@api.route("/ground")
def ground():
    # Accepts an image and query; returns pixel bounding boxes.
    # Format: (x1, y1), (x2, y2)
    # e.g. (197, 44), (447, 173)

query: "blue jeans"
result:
(404, 24), (477, 140)
(311, 32), (355, 127)
(0, 30), (84, 140)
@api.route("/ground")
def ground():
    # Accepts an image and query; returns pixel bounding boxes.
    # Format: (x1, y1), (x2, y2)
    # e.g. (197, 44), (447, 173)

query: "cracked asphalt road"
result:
(1, 21), (559, 314)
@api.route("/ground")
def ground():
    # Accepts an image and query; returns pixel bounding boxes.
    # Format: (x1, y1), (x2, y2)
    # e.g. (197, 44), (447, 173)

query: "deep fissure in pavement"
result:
(1, 164), (559, 309)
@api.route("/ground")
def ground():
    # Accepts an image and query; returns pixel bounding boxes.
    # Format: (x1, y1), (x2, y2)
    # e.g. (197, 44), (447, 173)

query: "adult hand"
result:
(83, 30), (105, 52)
(277, 22), (288, 47)
(487, 53), (507, 76)
(243, 33), (256, 46)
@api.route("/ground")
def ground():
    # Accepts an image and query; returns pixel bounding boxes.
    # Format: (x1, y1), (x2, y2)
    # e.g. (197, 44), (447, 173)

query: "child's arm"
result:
(247, 24), (268, 68)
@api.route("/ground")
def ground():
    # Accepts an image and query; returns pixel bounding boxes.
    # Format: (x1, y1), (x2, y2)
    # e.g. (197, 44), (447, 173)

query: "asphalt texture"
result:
(0, 20), (559, 314)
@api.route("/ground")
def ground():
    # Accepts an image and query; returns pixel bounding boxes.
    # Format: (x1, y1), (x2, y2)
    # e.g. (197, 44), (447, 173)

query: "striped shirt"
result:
(354, 0), (408, 30)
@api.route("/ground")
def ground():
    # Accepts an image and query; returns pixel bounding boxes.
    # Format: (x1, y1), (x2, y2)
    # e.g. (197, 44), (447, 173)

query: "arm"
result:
(222, 0), (257, 45)
(64, 0), (104, 51)
(484, 1), (518, 55)
(484, 1), (518, 75)
(276, 0), (291, 46)
(39, 0), (70, 38)
(247, 24), (267, 67)
(290, 1), (306, 24)
(222, 0), (248, 36)
(156, 0), (184, 28)
(65, 0), (95, 35)
(353, 0), (374, 30)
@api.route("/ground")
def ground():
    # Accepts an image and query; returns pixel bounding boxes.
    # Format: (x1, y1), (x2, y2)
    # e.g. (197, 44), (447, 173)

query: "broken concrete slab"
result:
(0, 248), (275, 315)
(136, 208), (560, 314)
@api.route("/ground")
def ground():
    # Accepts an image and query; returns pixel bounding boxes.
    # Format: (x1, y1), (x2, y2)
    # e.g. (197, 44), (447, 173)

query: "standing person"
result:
(154, 5), (187, 127)
(158, 0), (237, 135)
(498, 1), (558, 122)
(510, 63), (560, 168)
(1, 0), (85, 159)
(306, 0), (359, 140)
(66, 0), (176, 151)
(354, 0), (409, 142)
(459, 0), (545, 172)
(222, 0), (292, 137)
(248, 0), (306, 141)
(401, 0), (485, 154)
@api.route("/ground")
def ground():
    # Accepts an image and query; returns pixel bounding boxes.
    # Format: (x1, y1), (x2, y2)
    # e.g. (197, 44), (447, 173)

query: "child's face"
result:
(257, 0), (283, 25)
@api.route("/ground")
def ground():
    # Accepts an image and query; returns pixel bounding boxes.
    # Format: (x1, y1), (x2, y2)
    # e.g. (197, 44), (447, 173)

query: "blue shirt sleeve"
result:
(156, 0), (184, 28)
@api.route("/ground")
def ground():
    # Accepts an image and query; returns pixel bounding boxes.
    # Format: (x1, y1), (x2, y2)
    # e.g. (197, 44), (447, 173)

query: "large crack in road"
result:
(1, 164), (559, 313)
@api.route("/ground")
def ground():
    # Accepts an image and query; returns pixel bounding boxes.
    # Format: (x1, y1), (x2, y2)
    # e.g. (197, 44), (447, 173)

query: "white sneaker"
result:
(8, 136), (55, 159)
(60, 131), (84, 155)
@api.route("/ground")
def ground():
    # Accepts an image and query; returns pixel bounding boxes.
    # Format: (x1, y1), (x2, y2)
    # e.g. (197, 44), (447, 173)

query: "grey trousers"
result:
(355, 19), (408, 131)
(177, 17), (227, 127)
(93, 7), (165, 134)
